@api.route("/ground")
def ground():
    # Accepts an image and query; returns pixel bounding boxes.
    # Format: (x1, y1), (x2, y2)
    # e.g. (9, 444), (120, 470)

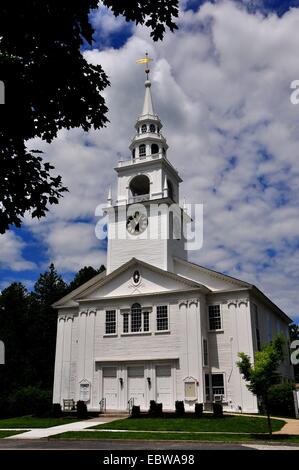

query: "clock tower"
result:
(106, 61), (189, 273)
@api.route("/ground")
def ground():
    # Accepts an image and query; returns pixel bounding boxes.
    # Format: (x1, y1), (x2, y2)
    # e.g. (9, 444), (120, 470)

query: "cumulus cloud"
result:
(0, 231), (36, 271)
(1, 1), (299, 320)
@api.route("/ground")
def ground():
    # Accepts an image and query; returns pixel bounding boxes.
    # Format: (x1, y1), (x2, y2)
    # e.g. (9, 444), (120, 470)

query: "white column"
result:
(77, 311), (87, 400)
(84, 310), (96, 407)
(61, 317), (73, 399)
(52, 316), (65, 404)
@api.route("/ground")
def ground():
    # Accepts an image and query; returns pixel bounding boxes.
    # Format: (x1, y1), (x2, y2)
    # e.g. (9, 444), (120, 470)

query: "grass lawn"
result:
(51, 431), (299, 444)
(0, 430), (28, 438)
(0, 416), (82, 429)
(92, 415), (285, 433)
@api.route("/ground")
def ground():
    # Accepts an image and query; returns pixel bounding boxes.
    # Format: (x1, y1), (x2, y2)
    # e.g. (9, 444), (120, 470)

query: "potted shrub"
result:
(131, 405), (140, 417)
(212, 402), (223, 417)
(76, 400), (88, 419)
(175, 400), (185, 416)
(195, 403), (203, 417)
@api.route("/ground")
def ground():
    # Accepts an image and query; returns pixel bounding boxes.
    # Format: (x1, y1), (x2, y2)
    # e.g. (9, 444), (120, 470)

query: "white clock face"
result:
(126, 211), (148, 235)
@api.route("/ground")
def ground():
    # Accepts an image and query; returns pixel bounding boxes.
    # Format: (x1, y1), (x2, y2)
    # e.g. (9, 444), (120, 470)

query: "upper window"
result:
(141, 124), (147, 133)
(139, 144), (146, 157)
(149, 124), (155, 133)
(203, 338), (209, 366)
(105, 310), (116, 335)
(253, 304), (261, 351)
(131, 303), (142, 332)
(156, 305), (168, 331)
(208, 305), (222, 330)
(123, 303), (150, 334)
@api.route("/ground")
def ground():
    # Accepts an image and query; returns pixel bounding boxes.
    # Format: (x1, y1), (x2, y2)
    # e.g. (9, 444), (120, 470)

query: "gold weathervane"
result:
(136, 52), (153, 79)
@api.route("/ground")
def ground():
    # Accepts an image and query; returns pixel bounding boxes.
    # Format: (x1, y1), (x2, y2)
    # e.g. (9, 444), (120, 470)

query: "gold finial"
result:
(136, 51), (153, 80)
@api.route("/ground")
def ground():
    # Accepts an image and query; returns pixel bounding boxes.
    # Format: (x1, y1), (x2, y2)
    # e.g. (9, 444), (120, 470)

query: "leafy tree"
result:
(28, 264), (68, 388)
(0, 283), (30, 392)
(68, 264), (105, 291)
(0, 1), (179, 233)
(237, 334), (285, 435)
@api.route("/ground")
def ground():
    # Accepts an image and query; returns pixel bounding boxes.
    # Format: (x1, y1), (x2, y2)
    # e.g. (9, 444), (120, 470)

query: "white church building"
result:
(52, 66), (293, 414)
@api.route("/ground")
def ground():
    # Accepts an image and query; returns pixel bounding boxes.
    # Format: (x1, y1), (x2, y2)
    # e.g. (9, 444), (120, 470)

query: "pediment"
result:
(74, 258), (209, 301)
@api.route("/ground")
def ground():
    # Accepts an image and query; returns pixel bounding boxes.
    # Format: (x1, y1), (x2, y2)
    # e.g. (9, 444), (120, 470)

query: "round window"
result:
(133, 270), (141, 285)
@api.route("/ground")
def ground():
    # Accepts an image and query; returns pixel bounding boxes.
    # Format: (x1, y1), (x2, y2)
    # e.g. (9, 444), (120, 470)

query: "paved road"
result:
(0, 438), (251, 450)
(0, 439), (298, 450)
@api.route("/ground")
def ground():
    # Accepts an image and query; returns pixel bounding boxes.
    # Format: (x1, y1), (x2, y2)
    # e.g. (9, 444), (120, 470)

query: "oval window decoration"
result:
(133, 270), (141, 285)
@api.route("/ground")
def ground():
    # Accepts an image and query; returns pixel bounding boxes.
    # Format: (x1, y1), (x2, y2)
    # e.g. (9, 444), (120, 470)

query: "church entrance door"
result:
(128, 366), (145, 409)
(156, 365), (172, 409)
(102, 367), (118, 409)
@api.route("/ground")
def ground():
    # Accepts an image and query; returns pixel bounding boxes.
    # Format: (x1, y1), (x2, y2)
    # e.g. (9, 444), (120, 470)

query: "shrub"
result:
(76, 400), (88, 419)
(212, 402), (223, 417)
(6, 386), (52, 417)
(131, 405), (140, 418)
(195, 402), (203, 417)
(156, 403), (163, 417)
(175, 400), (185, 416)
(149, 400), (157, 416)
(268, 383), (295, 417)
(52, 403), (62, 418)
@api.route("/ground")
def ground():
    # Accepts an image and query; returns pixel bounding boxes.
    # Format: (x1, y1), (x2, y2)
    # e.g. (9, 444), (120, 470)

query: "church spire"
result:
(130, 53), (168, 160)
(137, 52), (155, 116)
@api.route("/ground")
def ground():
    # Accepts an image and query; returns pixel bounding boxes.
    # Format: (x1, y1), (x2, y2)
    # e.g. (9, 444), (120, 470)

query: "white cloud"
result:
(0, 232), (36, 271)
(16, 1), (299, 320)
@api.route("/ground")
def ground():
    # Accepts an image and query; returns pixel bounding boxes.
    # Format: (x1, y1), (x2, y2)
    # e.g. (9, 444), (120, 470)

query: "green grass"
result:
(51, 431), (299, 444)
(0, 430), (28, 438)
(0, 416), (82, 429)
(92, 415), (285, 433)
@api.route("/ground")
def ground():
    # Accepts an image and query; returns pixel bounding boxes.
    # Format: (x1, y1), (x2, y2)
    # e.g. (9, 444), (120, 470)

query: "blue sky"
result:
(1, 1), (299, 322)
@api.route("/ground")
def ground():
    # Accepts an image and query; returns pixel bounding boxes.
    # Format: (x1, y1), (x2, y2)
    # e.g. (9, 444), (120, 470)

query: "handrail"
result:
(127, 397), (135, 414)
(99, 397), (106, 414)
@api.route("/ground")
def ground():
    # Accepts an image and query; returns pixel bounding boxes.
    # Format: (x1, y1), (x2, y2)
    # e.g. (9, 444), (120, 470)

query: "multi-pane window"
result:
(208, 305), (221, 330)
(203, 338), (209, 366)
(156, 305), (168, 331)
(131, 303), (142, 332)
(149, 124), (155, 133)
(141, 124), (147, 133)
(105, 310), (116, 334)
(205, 373), (211, 401)
(253, 304), (261, 351)
(212, 373), (225, 397)
(122, 304), (150, 333)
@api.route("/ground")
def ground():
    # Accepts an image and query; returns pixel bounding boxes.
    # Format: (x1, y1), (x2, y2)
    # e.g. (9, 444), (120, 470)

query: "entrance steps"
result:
(99, 410), (130, 418)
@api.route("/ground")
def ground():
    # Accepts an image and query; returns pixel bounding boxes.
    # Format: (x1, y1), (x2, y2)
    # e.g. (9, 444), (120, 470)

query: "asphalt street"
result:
(0, 439), (298, 450)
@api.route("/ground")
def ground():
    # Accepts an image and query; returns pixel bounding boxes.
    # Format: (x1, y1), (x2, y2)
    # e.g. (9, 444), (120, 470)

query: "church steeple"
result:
(106, 57), (187, 273)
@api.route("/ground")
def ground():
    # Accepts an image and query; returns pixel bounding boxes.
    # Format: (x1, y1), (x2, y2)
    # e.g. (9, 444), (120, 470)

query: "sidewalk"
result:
(3, 416), (124, 440)
(274, 418), (299, 435)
